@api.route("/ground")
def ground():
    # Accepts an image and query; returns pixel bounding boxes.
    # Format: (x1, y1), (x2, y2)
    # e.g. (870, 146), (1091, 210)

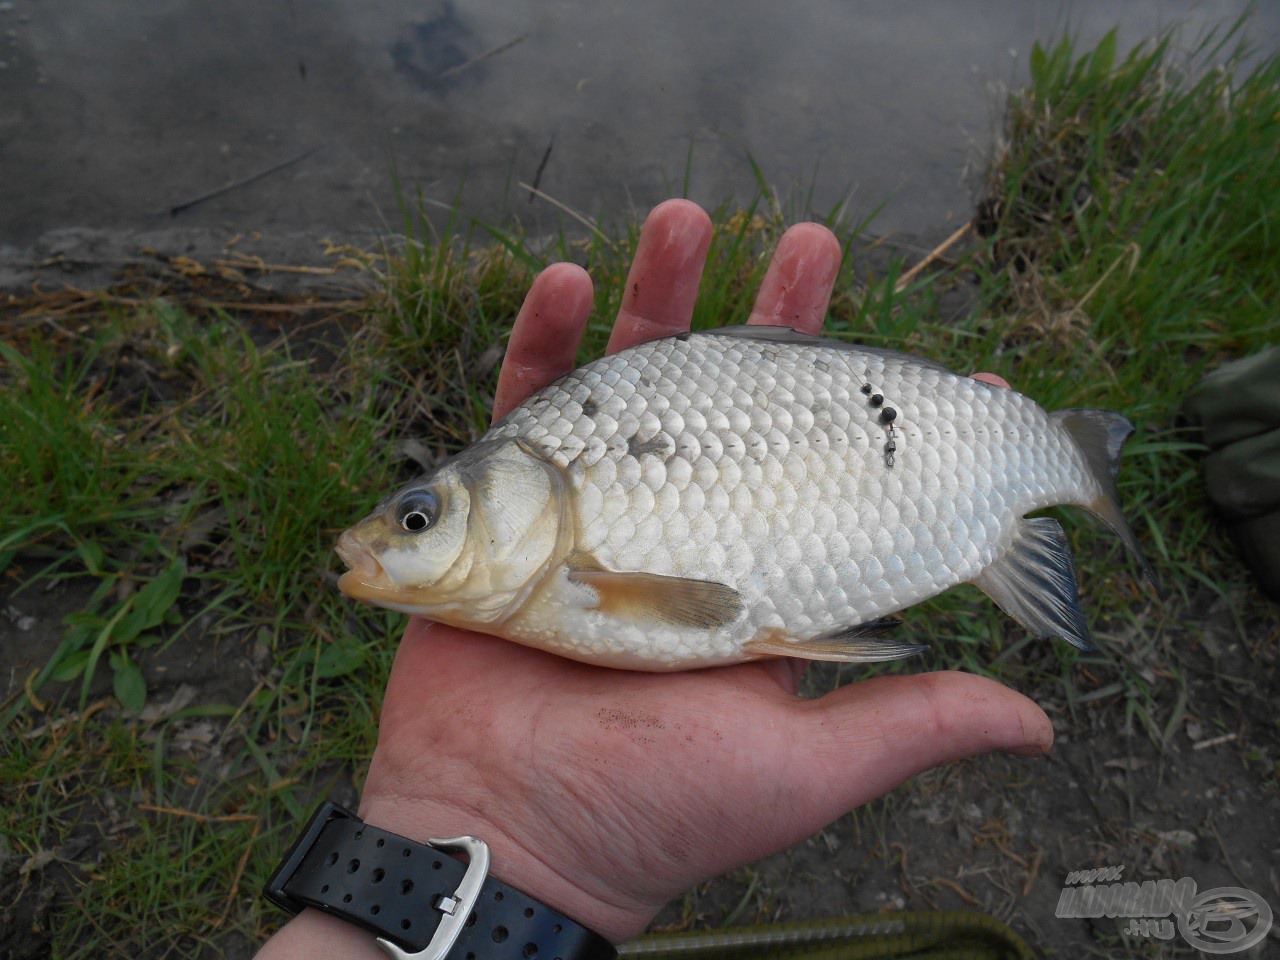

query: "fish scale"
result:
(336, 326), (1156, 670)
(478, 329), (1095, 666)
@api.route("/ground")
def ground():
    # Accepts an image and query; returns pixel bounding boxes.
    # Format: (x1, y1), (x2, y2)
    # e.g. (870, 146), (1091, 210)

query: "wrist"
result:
(258, 909), (387, 960)
(258, 796), (646, 960)
(355, 792), (656, 944)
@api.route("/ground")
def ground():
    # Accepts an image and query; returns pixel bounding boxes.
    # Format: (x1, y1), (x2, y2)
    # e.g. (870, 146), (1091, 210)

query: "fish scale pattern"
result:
(488, 330), (1098, 665)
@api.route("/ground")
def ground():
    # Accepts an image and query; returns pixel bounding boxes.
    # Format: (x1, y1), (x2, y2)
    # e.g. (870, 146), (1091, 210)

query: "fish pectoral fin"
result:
(567, 564), (744, 630)
(972, 515), (1094, 651)
(743, 621), (927, 663)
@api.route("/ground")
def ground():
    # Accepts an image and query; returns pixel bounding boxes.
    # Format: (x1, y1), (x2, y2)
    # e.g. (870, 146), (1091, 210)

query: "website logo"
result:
(1055, 866), (1272, 953)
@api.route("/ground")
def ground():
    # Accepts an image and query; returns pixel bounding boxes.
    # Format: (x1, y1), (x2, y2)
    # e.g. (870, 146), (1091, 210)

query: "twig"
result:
(16, 295), (105, 321)
(199, 299), (365, 314)
(71, 896), (133, 956)
(1075, 241), (1141, 310)
(215, 817), (263, 928)
(894, 220), (972, 292)
(215, 678), (269, 753)
(931, 875), (983, 906)
(1204, 814), (1251, 890)
(1022, 844), (1044, 896)
(528, 138), (554, 202)
(1191, 731), (1237, 750)
(137, 804), (257, 823)
(520, 182), (615, 247)
(23, 669), (46, 713)
(18, 288), (364, 320)
(889, 841), (915, 899)
(169, 145), (321, 216)
(438, 32), (530, 80)
(212, 257), (346, 276)
(11, 255), (141, 269)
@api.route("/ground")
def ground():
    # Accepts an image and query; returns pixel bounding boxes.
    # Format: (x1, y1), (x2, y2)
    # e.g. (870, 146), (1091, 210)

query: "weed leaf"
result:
(314, 641), (367, 679)
(51, 649), (91, 683)
(110, 650), (148, 713)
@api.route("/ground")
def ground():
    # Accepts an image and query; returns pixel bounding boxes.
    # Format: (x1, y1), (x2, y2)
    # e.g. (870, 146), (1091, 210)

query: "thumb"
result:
(793, 671), (1053, 814)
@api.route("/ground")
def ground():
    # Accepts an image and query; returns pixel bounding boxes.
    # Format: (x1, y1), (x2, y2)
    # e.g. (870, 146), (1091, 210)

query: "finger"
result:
(794, 671), (1052, 815)
(606, 199), (713, 354)
(755, 656), (810, 695)
(971, 372), (1011, 389)
(493, 263), (595, 421)
(747, 223), (843, 334)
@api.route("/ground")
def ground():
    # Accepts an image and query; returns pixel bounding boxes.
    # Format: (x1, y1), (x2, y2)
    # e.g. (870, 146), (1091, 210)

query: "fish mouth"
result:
(335, 530), (390, 601)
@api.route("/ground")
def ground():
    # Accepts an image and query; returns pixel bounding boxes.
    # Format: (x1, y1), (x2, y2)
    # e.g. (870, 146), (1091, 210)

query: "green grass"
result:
(3, 21), (1279, 957)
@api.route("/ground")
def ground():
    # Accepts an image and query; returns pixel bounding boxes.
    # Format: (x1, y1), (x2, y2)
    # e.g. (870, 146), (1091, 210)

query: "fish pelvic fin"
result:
(1053, 408), (1161, 595)
(567, 554), (744, 630)
(743, 620), (927, 663)
(973, 516), (1094, 651)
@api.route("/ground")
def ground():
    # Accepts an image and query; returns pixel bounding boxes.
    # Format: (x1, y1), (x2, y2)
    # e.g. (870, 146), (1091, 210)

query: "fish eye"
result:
(396, 489), (439, 533)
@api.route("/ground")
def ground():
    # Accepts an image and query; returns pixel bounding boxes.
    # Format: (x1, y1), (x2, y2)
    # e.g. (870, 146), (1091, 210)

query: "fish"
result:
(335, 325), (1158, 671)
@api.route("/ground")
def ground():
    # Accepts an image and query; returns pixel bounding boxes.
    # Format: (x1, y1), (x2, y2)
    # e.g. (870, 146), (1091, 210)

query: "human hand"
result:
(258, 201), (1051, 958)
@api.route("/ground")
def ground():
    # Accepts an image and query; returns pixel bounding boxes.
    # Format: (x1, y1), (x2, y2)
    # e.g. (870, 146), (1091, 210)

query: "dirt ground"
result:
(2, 231), (1278, 958)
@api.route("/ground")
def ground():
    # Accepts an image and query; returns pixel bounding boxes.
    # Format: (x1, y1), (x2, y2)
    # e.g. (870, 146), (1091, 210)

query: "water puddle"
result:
(0, 0), (1272, 249)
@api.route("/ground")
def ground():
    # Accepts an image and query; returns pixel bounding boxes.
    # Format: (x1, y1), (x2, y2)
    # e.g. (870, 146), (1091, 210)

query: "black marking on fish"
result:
(627, 433), (673, 459)
(581, 398), (598, 417)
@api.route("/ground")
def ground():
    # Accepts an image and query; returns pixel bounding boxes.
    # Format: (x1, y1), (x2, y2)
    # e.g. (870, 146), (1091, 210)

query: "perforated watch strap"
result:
(264, 802), (617, 960)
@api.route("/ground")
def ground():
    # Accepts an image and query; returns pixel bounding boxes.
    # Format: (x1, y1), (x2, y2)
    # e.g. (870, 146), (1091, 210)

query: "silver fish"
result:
(336, 326), (1156, 670)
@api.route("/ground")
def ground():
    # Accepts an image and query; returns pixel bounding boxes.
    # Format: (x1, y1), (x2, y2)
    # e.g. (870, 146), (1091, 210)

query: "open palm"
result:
(352, 201), (1053, 945)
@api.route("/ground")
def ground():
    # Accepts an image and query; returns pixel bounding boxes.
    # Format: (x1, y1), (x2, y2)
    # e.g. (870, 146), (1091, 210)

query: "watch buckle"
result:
(376, 834), (491, 960)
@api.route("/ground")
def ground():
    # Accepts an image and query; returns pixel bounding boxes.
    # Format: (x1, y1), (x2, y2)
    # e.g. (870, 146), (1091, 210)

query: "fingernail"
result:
(1005, 738), (1053, 757)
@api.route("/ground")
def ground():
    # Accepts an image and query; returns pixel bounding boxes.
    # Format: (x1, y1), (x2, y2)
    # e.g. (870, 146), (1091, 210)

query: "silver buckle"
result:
(376, 835), (491, 960)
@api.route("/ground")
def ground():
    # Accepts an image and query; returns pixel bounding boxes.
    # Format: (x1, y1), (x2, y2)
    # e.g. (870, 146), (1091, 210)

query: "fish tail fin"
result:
(1052, 408), (1161, 595)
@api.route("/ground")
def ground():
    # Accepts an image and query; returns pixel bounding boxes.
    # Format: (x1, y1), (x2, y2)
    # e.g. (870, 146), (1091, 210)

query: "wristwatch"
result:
(264, 802), (618, 960)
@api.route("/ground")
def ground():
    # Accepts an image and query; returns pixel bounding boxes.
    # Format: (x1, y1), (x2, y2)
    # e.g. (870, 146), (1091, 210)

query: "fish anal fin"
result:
(973, 515), (1095, 651)
(567, 556), (743, 630)
(743, 621), (926, 663)
(818, 617), (904, 641)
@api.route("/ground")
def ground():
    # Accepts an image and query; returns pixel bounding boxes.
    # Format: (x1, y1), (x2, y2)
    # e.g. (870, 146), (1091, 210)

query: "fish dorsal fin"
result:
(567, 553), (743, 629)
(972, 516), (1094, 651)
(743, 620), (927, 663)
(691, 325), (958, 375)
(1051, 408), (1161, 594)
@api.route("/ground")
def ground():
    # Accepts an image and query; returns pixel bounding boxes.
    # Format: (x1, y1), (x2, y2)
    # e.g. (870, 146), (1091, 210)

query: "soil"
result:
(2, 233), (1278, 958)
(0, 575), (275, 960)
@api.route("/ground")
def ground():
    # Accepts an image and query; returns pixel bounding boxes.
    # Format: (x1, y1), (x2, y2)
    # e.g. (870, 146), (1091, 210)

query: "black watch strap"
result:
(264, 802), (617, 960)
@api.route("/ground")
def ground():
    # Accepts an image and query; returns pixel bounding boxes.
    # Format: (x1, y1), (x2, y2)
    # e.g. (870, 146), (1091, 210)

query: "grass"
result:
(3, 21), (1279, 958)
